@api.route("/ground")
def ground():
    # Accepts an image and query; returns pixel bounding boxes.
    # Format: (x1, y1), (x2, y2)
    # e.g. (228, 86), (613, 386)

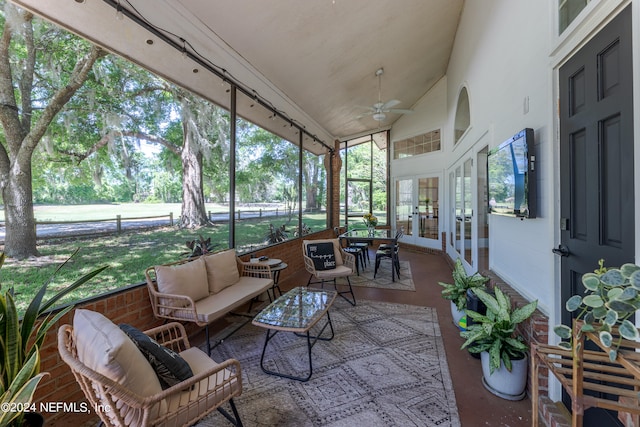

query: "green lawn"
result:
(2, 212), (328, 314)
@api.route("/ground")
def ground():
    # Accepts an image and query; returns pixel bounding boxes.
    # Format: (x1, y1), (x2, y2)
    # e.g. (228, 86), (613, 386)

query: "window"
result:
(341, 131), (388, 226)
(559, 0), (590, 33)
(393, 130), (441, 159)
(454, 87), (470, 144)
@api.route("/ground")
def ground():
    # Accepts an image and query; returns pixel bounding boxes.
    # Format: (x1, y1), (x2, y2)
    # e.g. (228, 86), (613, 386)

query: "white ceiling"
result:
(11, 0), (463, 146)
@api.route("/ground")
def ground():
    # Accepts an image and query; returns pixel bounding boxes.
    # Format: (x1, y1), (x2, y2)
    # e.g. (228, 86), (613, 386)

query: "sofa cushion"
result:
(203, 249), (240, 294)
(156, 257), (209, 303)
(119, 324), (193, 390)
(306, 241), (337, 271)
(194, 276), (273, 323)
(73, 309), (164, 425)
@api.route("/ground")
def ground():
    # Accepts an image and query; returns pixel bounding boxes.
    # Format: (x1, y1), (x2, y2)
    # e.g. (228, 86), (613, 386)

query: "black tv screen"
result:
(487, 128), (536, 218)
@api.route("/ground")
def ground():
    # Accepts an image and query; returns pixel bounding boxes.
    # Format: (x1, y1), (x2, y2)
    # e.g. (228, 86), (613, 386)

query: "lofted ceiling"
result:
(11, 0), (463, 147)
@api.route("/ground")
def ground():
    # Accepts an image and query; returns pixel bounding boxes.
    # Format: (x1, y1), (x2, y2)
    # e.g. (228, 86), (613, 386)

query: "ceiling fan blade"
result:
(381, 99), (401, 109)
(386, 108), (414, 114)
(356, 111), (374, 119)
(355, 105), (376, 111)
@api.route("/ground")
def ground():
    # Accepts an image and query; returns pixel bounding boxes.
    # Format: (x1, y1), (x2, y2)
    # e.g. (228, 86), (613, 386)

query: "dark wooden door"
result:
(559, 5), (634, 426)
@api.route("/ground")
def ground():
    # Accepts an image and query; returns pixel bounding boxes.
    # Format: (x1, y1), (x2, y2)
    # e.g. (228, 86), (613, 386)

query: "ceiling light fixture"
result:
(372, 112), (386, 122)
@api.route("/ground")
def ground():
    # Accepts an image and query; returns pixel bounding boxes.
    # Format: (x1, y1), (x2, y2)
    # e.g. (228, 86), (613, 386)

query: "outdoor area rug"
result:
(199, 298), (460, 427)
(350, 260), (415, 291)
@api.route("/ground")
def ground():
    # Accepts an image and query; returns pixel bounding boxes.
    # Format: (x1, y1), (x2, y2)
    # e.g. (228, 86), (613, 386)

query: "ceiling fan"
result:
(357, 68), (413, 122)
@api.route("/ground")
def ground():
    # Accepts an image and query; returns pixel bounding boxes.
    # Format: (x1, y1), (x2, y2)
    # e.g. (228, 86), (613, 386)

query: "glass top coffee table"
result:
(252, 286), (337, 382)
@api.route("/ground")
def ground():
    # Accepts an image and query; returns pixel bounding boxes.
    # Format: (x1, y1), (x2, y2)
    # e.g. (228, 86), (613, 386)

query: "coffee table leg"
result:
(259, 311), (334, 382)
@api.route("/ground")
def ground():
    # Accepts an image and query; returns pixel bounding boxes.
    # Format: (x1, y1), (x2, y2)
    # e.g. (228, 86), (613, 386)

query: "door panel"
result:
(559, 6), (633, 426)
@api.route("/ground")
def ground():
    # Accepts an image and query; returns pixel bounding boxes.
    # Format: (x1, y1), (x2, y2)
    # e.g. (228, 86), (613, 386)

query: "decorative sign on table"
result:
(306, 242), (336, 271)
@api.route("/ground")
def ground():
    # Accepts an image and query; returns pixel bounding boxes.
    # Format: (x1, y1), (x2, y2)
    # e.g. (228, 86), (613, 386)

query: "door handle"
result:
(552, 244), (570, 257)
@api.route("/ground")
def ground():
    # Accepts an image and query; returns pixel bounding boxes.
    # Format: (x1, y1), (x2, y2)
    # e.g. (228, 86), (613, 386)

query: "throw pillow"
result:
(155, 256), (209, 303)
(203, 249), (240, 294)
(73, 309), (164, 424)
(119, 324), (194, 389)
(306, 241), (337, 271)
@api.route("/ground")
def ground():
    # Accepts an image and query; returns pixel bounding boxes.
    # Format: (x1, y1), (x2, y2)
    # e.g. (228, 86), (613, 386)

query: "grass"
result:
(2, 213), (327, 314)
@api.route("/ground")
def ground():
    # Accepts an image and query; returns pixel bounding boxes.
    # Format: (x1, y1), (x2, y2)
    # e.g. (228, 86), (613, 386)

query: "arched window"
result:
(454, 87), (470, 144)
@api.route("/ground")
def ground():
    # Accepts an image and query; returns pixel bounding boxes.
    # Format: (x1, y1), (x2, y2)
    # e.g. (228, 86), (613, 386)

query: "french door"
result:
(394, 175), (441, 248)
(447, 143), (489, 273)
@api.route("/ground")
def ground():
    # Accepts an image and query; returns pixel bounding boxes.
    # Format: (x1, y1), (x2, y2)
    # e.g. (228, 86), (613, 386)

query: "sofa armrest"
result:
(237, 259), (272, 279)
(145, 266), (203, 325)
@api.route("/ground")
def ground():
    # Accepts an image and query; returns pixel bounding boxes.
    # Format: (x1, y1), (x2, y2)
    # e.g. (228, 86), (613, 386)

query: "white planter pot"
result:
(450, 301), (465, 326)
(480, 351), (527, 401)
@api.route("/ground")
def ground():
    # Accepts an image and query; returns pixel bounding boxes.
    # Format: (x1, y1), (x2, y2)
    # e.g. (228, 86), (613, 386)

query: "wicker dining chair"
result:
(303, 238), (357, 306)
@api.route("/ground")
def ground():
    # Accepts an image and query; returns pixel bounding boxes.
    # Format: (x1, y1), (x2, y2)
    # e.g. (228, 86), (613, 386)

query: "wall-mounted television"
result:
(487, 128), (536, 218)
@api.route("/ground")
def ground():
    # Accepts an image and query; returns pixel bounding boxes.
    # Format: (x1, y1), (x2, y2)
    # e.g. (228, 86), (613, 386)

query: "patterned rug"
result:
(350, 260), (415, 291)
(199, 298), (460, 427)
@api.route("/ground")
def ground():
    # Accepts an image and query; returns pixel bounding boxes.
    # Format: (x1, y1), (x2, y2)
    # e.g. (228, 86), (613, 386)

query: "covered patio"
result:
(11, 0), (633, 425)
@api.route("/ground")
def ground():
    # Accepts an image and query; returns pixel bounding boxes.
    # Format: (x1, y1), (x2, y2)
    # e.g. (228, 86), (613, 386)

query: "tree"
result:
(0, 4), (106, 258)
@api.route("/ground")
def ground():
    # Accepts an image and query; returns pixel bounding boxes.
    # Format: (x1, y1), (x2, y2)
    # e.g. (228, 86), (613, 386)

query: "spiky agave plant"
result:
(0, 250), (107, 427)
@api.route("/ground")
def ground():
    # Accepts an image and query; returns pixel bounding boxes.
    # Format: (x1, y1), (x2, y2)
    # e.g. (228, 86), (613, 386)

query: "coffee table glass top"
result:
(252, 286), (337, 332)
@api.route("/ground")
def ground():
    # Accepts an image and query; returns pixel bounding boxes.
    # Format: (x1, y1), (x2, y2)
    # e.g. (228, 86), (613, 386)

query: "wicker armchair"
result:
(303, 238), (357, 306)
(58, 321), (243, 427)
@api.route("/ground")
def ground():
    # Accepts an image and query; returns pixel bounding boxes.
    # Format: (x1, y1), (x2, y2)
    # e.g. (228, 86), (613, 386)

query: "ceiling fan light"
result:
(373, 112), (386, 122)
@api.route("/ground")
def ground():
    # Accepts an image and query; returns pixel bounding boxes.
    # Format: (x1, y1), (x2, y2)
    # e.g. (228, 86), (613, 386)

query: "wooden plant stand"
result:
(531, 321), (640, 426)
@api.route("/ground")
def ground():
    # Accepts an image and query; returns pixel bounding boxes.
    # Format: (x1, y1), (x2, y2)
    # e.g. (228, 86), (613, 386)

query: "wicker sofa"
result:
(145, 249), (273, 354)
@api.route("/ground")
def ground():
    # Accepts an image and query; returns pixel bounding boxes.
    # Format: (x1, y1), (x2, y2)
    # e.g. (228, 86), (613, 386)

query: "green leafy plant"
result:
(0, 251), (107, 427)
(554, 259), (640, 362)
(265, 224), (289, 244)
(182, 235), (217, 259)
(461, 287), (538, 374)
(438, 258), (489, 310)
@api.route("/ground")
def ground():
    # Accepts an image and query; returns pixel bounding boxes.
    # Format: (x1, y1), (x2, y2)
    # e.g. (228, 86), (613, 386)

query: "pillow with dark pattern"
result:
(119, 324), (193, 389)
(306, 242), (337, 271)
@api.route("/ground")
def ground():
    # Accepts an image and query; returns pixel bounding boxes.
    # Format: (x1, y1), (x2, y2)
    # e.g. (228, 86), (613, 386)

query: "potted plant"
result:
(461, 286), (538, 400)
(438, 258), (489, 326)
(0, 251), (107, 427)
(554, 259), (640, 362)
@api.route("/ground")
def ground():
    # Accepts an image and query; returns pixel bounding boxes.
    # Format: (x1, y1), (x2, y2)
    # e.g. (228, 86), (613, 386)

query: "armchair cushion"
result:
(155, 256), (209, 303)
(119, 324), (193, 389)
(203, 249), (240, 293)
(73, 309), (164, 424)
(303, 239), (344, 266)
(306, 241), (337, 271)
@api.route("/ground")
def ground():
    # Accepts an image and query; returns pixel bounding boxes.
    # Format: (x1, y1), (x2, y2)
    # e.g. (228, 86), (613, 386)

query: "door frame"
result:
(392, 173), (443, 249)
(548, 0), (639, 406)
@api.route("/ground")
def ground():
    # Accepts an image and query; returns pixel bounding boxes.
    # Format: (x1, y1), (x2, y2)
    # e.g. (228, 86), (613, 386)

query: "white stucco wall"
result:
(393, 0), (556, 314)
